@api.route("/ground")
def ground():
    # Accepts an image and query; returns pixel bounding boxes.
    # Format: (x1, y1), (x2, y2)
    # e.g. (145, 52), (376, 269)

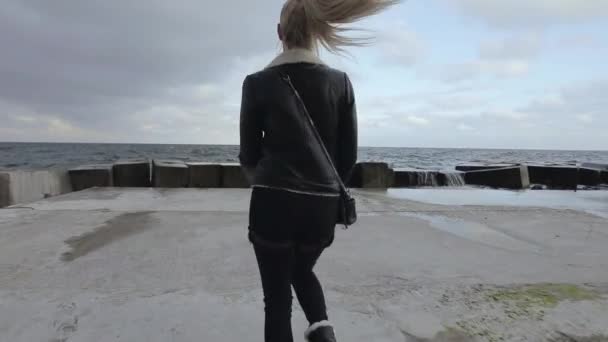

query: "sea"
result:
(1, 142), (607, 171)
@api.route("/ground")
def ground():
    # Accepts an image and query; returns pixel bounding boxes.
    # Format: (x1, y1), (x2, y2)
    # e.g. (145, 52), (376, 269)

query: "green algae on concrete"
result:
(446, 284), (605, 341)
(487, 284), (601, 311)
(452, 321), (504, 342)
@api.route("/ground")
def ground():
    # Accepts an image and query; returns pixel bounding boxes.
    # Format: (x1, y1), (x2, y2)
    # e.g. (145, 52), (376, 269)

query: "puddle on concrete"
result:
(51, 188), (123, 201)
(388, 189), (608, 218)
(61, 211), (155, 261)
(401, 213), (540, 253)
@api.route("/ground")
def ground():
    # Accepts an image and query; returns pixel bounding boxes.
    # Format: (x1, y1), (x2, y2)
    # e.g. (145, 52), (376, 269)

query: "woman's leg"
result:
(292, 245), (328, 325)
(253, 239), (295, 342)
(249, 186), (301, 342)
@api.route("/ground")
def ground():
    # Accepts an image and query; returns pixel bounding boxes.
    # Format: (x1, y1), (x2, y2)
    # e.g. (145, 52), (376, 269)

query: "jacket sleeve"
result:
(238, 75), (262, 183)
(337, 73), (358, 183)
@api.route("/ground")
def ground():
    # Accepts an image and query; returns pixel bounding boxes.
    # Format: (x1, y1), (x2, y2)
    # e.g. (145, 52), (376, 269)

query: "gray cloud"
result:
(479, 33), (542, 60)
(356, 78), (607, 149)
(1, 1), (605, 150)
(521, 79), (608, 119)
(444, 0), (608, 28)
(376, 25), (427, 67)
(1, 0), (281, 138)
(433, 33), (542, 83)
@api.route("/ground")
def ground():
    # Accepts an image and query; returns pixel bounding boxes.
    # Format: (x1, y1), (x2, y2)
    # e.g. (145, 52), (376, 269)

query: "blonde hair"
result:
(280, 0), (401, 53)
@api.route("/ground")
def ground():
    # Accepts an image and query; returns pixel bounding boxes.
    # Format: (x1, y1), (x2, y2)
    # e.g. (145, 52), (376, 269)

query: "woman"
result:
(239, 0), (399, 341)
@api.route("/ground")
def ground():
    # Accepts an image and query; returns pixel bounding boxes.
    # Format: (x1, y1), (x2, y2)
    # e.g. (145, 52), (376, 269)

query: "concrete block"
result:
(393, 169), (440, 187)
(527, 165), (578, 190)
(113, 159), (150, 187)
(347, 165), (361, 187)
(0, 170), (72, 207)
(582, 163), (608, 170)
(393, 170), (465, 187)
(348, 162), (392, 188)
(187, 163), (222, 188)
(387, 168), (395, 188)
(152, 160), (188, 188)
(464, 166), (530, 189)
(581, 163), (608, 184)
(0, 173), (9, 208)
(68, 164), (113, 191)
(438, 172), (466, 186)
(456, 163), (518, 172)
(220, 163), (250, 188)
(578, 168), (601, 186)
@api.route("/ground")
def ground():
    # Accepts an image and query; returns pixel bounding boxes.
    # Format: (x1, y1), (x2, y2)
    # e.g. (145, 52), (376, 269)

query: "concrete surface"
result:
(1, 188), (608, 341)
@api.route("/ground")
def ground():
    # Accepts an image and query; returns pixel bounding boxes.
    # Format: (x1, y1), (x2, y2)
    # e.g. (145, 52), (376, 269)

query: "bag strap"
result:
(278, 71), (351, 197)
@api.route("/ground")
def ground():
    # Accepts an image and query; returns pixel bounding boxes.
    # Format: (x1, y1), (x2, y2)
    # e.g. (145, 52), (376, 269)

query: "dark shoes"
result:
(305, 321), (337, 342)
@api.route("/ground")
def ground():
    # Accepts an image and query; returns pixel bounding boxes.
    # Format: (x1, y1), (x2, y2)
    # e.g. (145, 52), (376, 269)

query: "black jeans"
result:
(249, 187), (339, 342)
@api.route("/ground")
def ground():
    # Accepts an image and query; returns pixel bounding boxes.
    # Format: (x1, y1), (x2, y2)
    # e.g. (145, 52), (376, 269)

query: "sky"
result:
(1, 0), (607, 150)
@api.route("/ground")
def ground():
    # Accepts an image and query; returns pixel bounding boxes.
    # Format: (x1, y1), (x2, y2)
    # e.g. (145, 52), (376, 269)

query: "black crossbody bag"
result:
(279, 71), (357, 228)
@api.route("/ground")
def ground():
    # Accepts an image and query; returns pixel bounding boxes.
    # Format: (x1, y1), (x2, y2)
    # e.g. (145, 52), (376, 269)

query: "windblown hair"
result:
(280, 0), (401, 53)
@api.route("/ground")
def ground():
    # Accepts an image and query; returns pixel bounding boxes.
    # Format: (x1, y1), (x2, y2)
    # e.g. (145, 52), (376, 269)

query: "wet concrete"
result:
(399, 213), (543, 253)
(62, 212), (155, 261)
(387, 188), (608, 218)
(1, 188), (607, 342)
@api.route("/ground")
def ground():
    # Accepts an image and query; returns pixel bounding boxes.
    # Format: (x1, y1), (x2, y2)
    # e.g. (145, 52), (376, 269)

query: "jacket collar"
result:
(265, 48), (326, 69)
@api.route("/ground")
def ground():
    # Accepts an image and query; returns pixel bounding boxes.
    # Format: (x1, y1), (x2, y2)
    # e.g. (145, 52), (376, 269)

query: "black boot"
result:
(305, 321), (337, 342)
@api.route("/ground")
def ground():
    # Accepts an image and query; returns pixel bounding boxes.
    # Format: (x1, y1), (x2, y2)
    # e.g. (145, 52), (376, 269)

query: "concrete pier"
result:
(1, 188), (607, 341)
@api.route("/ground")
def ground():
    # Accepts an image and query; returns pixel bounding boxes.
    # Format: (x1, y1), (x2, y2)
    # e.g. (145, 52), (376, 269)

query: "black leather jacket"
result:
(239, 62), (358, 194)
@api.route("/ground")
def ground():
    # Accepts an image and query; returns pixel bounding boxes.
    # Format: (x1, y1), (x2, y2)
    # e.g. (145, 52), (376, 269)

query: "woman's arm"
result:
(238, 75), (262, 183)
(337, 73), (358, 182)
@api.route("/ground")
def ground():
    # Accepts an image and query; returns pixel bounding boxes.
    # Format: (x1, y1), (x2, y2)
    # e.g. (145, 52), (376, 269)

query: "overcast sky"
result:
(1, 0), (607, 150)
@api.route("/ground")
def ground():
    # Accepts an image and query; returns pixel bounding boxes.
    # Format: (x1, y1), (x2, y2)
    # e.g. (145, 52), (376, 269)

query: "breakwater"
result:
(1, 160), (607, 208)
